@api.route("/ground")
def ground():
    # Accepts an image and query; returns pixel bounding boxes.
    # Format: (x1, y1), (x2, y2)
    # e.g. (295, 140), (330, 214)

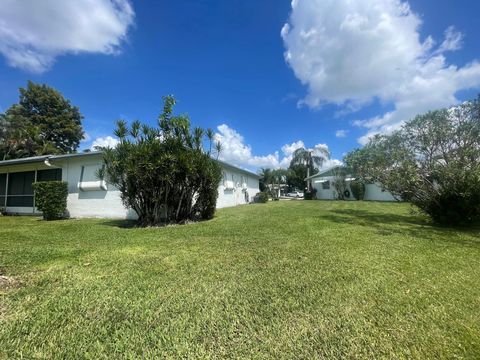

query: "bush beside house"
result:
(350, 180), (366, 200)
(33, 181), (68, 220)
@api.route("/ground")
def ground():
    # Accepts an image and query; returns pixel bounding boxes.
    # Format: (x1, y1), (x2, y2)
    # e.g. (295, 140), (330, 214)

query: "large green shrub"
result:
(33, 181), (68, 220)
(100, 96), (222, 227)
(350, 180), (365, 200)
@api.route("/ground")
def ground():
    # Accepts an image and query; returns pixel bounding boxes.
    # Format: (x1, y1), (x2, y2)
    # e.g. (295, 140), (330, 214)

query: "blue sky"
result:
(1, 0), (479, 170)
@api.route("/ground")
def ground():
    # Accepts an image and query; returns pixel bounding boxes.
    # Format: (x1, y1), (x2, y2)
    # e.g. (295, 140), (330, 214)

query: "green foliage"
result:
(32, 181), (68, 220)
(290, 146), (330, 178)
(345, 97), (480, 225)
(286, 163), (308, 191)
(350, 180), (366, 200)
(256, 191), (269, 203)
(192, 158), (223, 220)
(1, 81), (84, 160)
(258, 168), (288, 198)
(100, 96), (222, 226)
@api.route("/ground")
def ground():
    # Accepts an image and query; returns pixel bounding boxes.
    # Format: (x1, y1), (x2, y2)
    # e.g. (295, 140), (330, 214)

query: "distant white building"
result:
(0, 152), (260, 219)
(306, 166), (397, 202)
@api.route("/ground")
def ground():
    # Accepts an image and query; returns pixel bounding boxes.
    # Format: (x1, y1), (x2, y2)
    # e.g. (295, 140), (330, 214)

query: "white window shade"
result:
(78, 164), (107, 191)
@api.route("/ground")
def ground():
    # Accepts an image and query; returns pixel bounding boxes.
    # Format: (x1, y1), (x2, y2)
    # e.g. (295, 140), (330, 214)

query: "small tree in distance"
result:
(100, 96), (222, 227)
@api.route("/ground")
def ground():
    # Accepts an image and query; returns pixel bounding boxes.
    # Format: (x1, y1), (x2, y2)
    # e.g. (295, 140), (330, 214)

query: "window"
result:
(322, 180), (330, 190)
(7, 171), (35, 207)
(37, 169), (62, 182)
(0, 173), (6, 207)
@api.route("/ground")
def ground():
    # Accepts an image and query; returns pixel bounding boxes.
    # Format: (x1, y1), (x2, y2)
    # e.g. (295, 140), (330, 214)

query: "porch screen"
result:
(7, 171), (35, 207)
(37, 168), (62, 182)
(0, 173), (6, 207)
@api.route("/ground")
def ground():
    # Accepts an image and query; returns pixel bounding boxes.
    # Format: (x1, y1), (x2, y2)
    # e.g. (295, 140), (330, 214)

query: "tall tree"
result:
(345, 97), (480, 225)
(259, 168), (273, 192)
(290, 146), (330, 178)
(286, 164), (308, 191)
(1, 81), (84, 159)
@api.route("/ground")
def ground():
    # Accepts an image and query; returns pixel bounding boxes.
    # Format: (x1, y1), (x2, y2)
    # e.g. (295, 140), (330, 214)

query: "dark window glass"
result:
(8, 171), (35, 196)
(0, 196), (5, 207)
(37, 169), (62, 182)
(7, 196), (34, 207)
(0, 173), (6, 196)
(322, 180), (330, 190)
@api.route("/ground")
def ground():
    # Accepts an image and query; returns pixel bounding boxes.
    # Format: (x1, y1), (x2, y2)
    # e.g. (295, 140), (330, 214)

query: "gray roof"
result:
(0, 152), (260, 177)
(0, 152), (102, 167)
(305, 165), (350, 181)
(216, 159), (260, 178)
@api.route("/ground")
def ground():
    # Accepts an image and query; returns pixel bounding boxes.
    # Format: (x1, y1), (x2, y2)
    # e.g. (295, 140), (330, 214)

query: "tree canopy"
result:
(1, 81), (84, 160)
(345, 97), (480, 225)
(290, 147), (330, 178)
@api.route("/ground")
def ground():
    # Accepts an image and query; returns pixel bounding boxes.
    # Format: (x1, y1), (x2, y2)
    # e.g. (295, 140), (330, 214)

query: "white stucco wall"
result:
(311, 176), (396, 202)
(364, 183), (397, 201)
(312, 176), (355, 201)
(58, 156), (137, 219)
(216, 167), (260, 209)
(1, 153), (260, 218)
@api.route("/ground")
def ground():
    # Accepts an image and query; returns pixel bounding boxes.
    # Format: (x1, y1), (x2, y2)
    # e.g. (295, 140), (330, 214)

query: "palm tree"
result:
(290, 146), (330, 178)
(259, 168), (273, 192)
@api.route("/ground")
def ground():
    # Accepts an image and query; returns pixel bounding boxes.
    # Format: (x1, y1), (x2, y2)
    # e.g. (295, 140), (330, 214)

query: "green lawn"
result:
(1, 201), (479, 359)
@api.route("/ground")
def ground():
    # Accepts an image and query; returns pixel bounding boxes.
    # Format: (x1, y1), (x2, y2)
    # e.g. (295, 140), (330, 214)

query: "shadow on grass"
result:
(101, 219), (138, 229)
(319, 208), (480, 246)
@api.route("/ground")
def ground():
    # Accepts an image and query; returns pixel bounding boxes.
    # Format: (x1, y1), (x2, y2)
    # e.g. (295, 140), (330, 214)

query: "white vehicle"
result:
(287, 191), (304, 198)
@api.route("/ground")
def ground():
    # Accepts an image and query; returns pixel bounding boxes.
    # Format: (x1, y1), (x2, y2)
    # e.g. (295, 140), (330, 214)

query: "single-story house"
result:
(0, 152), (260, 218)
(306, 166), (397, 201)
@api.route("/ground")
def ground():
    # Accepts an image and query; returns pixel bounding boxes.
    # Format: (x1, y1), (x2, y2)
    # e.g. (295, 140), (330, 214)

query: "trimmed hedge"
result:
(350, 180), (366, 201)
(33, 181), (69, 220)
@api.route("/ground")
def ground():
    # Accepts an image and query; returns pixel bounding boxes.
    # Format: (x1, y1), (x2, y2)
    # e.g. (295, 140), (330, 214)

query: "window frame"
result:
(1, 168), (63, 210)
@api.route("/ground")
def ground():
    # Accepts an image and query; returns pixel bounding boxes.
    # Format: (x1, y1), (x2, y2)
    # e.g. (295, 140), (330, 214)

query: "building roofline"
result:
(0, 152), (261, 178)
(50, 151), (103, 161)
(215, 159), (260, 178)
(0, 155), (51, 167)
(0, 152), (102, 168)
(304, 165), (346, 181)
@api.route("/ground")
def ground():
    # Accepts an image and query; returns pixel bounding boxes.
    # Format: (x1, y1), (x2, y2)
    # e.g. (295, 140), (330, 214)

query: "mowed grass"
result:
(1, 201), (479, 359)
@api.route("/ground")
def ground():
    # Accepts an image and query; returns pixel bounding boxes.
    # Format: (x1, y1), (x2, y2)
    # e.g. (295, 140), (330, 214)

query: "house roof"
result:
(215, 159), (260, 178)
(0, 152), (260, 178)
(305, 165), (352, 181)
(0, 152), (103, 167)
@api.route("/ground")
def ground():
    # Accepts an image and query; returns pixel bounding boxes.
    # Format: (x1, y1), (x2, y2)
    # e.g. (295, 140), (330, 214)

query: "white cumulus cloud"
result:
(91, 136), (119, 150)
(0, 0), (135, 73)
(282, 0), (480, 144)
(214, 124), (337, 171)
